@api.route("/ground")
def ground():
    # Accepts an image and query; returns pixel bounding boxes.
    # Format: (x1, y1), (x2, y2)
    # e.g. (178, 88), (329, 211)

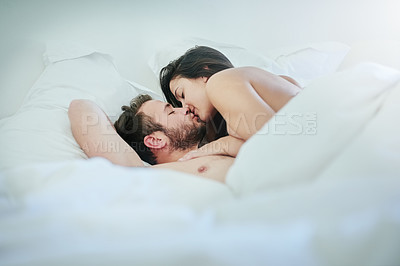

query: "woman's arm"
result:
(279, 75), (302, 88)
(206, 67), (300, 140)
(68, 99), (144, 167)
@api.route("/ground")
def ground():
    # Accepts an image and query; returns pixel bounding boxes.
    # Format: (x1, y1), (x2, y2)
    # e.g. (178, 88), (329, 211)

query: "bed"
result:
(1, 1), (400, 265)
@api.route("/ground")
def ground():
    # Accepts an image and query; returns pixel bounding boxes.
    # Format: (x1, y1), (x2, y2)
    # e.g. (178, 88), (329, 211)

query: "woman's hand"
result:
(178, 135), (244, 161)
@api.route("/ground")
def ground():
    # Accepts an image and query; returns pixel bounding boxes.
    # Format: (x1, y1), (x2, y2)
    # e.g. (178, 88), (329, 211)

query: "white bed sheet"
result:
(1, 159), (399, 266)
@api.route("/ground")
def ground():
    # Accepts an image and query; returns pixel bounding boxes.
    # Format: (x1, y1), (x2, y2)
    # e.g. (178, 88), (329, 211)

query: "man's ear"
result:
(143, 131), (167, 149)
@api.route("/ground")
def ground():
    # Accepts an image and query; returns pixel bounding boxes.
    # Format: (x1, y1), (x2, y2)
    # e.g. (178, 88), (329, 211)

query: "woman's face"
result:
(169, 76), (216, 122)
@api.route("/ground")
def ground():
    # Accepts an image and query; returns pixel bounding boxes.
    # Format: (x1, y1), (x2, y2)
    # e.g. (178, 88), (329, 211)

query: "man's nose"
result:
(174, 107), (190, 115)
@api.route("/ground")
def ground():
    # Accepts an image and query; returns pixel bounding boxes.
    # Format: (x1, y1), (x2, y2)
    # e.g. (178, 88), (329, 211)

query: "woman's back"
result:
(205, 66), (301, 139)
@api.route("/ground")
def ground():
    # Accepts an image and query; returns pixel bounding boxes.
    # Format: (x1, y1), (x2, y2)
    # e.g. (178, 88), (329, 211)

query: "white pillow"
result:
(266, 42), (351, 85)
(148, 37), (350, 87)
(0, 41), (162, 170)
(338, 40), (400, 71)
(226, 62), (400, 196)
(0, 39), (45, 120)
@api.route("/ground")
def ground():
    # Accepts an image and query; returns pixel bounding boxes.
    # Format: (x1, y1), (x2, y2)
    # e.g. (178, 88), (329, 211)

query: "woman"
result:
(160, 46), (301, 160)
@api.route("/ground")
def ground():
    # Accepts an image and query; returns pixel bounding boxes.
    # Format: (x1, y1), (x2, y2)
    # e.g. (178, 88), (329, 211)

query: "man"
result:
(68, 95), (239, 183)
(113, 94), (206, 165)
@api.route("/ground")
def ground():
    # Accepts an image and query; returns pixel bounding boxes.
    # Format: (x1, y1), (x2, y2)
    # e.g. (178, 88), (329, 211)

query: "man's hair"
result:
(114, 94), (162, 165)
(159, 46), (234, 108)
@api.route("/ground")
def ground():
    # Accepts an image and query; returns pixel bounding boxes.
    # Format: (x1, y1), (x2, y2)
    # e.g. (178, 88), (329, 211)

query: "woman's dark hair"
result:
(159, 46), (234, 108)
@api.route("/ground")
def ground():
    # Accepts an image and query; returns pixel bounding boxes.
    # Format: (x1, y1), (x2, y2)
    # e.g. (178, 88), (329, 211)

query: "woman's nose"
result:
(182, 106), (190, 115)
(180, 99), (187, 108)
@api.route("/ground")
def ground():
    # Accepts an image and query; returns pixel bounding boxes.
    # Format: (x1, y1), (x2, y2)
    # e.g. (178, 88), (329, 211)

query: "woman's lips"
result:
(187, 111), (198, 121)
(193, 114), (200, 122)
(193, 109), (199, 118)
(189, 108), (204, 123)
(190, 112), (202, 123)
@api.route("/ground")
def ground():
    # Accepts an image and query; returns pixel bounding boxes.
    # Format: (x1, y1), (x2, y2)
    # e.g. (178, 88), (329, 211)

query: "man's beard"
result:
(164, 122), (206, 151)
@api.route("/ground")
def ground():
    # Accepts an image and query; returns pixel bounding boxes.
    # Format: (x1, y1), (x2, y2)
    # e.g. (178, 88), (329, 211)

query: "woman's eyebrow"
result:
(173, 87), (179, 98)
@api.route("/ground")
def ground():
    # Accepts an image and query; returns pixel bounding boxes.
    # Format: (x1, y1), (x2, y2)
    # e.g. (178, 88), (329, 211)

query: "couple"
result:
(69, 46), (301, 183)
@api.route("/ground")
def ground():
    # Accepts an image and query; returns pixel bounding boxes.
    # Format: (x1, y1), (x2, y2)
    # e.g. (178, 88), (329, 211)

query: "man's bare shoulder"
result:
(151, 155), (234, 183)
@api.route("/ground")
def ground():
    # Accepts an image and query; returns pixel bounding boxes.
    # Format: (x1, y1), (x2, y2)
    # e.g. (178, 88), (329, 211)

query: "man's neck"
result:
(155, 145), (198, 164)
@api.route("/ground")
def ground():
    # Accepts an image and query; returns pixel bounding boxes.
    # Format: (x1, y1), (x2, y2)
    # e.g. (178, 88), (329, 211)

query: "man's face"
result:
(139, 100), (204, 128)
(139, 100), (206, 149)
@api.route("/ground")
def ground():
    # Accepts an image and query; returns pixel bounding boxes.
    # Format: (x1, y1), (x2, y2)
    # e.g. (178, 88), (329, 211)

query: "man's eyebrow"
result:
(163, 103), (171, 112)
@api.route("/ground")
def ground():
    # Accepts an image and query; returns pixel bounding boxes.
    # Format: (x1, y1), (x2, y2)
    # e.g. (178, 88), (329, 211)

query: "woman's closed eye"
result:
(176, 88), (184, 100)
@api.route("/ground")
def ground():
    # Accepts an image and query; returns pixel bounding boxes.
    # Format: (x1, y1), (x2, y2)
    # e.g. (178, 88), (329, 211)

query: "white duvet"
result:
(1, 44), (400, 265)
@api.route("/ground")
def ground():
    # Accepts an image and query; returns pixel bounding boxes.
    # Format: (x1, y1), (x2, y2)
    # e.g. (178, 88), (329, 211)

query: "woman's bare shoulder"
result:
(210, 66), (265, 78)
(207, 67), (271, 88)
